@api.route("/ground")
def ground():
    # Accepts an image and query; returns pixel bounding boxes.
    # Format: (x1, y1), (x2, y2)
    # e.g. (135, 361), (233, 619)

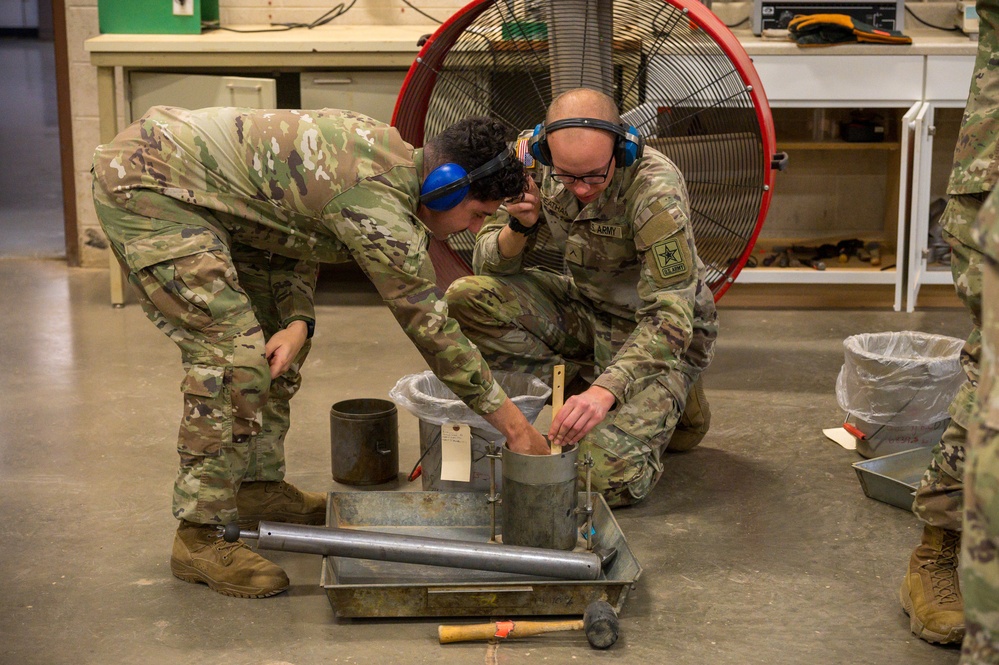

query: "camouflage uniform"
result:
(446, 146), (718, 507)
(962, 190), (999, 664)
(913, 0), (999, 535)
(92, 106), (508, 525)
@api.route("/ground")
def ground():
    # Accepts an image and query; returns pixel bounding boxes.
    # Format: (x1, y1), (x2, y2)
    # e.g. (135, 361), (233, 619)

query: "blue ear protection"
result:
(420, 150), (513, 212)
(529, 118), (644, 169)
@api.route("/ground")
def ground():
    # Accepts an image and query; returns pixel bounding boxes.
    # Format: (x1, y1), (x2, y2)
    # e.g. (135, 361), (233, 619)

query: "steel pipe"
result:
(226, 521), (605, 581)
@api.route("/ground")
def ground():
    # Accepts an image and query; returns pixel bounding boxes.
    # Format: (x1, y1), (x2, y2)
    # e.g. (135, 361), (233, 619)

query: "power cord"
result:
(401, 0), (443, 24)
(905, 5), (961, 31)
(211, 1), (358, 33)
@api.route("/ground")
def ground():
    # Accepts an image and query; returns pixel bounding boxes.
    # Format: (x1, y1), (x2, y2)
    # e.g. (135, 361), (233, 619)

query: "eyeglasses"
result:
(550, 155), (614, 185)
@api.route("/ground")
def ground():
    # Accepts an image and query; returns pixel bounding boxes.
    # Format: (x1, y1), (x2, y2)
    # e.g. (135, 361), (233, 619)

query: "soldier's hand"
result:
(549, 386), (615, 447)
(502, 176), (541, 229)
(506, 427), (550, 455)
(482, 397), (550, 455)
(265, 321), (308, 379)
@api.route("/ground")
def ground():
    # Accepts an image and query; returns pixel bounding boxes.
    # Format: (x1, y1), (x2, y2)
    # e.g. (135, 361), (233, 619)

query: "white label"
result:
(440, 423), (472, 482)
(173, 0), (194, 16)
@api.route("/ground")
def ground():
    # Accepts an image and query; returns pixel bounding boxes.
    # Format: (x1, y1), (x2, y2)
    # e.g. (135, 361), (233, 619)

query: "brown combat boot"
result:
(170, 521), (289, 598)
(235, 480), (327, 529)
(899, 525), (964, 644)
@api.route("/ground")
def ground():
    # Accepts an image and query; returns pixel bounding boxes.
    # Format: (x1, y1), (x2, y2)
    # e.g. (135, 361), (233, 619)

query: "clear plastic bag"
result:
(389, 370), (551, 430)
(835, 331), (965, 426)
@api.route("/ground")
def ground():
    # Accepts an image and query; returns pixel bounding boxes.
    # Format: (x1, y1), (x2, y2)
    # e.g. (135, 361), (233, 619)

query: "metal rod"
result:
(585, 452), (594, 551)
(230, 521), (603, 581)
(575, 452), (596, 551)
(487, 442), (500, 543)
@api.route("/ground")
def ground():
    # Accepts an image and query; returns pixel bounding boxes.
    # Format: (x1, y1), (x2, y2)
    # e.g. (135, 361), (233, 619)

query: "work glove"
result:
(787, 14), (912, 46)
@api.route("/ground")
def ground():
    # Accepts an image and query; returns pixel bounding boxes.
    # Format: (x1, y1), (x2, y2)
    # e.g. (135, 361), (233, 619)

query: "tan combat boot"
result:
(235, 480), (327, 529)
(899, 525), (964, 644)
(170, 521), (289, 598)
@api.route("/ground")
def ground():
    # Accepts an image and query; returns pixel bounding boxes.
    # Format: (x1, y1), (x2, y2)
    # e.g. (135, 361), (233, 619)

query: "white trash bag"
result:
(390, 370), (551, 430)
(835, 331), (964, 426)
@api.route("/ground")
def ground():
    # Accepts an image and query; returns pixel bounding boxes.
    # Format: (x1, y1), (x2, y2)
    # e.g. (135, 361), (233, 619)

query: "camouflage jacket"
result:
(974, 188), (999, 264)
(93, 106), (506, 414)
(947, 0), (999, 196)
(473, 146), (718, 405)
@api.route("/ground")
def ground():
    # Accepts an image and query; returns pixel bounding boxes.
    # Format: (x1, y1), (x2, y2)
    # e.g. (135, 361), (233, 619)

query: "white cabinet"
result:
(905, 55), (977, 311)
(738, 55), (925, 310)
(127, 72), (278, 122)
(752, 55), (924, 105)
(300, 70), (407, 124)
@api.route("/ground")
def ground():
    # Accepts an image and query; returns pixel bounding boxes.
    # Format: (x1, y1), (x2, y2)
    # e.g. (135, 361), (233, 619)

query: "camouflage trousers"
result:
(446, 271), (701, 507)
(961, 256), (999, 664)
(93, 184), (309, 525)
(913, 195), (984, 531)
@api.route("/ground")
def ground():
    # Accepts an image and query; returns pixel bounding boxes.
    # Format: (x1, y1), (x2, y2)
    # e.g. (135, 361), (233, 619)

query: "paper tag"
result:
(440, 423), (472, 482)
(822, 427), (858, 451)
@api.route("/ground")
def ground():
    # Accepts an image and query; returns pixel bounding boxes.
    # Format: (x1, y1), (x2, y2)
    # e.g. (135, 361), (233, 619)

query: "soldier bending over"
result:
(92, 108), (545, 598)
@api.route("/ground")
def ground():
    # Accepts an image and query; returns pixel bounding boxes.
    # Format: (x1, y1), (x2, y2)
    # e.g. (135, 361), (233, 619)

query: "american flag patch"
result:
(516, 130), (536, 169)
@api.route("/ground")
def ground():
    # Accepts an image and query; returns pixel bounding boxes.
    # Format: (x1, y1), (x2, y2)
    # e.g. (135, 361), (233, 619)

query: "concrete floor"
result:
(0, 258), (970, 665)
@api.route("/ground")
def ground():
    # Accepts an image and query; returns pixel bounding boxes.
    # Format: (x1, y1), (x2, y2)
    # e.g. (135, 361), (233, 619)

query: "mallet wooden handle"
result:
(550, 364), (565, 454)
(438, 618), (584, 644)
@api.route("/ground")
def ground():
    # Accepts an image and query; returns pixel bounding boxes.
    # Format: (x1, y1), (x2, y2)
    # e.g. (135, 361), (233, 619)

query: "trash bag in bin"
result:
(389, 371), (551, 491)
(836, 331), (964, 427)
(390, 370), (551, 429)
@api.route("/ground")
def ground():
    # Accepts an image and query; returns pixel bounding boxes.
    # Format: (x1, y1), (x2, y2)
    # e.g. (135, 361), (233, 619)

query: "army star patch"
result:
(653, 238), (688, 278)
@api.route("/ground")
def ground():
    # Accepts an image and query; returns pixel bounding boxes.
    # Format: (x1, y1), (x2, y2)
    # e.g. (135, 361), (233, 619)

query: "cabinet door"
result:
(301, 71), (407, 125)
(896, 102), (922, 312)
(127, 72), (278, 122)
(906, 102), (954, 312)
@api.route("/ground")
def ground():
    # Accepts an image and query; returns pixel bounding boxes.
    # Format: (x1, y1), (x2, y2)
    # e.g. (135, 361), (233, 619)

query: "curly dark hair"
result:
(425, 116), (526, 202)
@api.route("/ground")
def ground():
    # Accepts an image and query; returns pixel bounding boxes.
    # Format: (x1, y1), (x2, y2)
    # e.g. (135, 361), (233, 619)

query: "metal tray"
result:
(320, 491), (642, 618)
(852, 447), (934, 510)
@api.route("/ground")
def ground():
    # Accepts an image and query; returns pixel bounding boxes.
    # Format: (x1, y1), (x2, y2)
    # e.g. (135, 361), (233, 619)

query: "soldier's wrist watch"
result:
(508, 218), (540, 236)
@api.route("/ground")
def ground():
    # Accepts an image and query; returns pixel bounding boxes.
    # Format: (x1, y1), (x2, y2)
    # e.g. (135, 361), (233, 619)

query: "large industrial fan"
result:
(393, 0), (784, 300)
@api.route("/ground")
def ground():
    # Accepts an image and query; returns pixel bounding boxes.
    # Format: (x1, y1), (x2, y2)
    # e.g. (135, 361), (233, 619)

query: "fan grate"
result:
(394, 0), (777, 299)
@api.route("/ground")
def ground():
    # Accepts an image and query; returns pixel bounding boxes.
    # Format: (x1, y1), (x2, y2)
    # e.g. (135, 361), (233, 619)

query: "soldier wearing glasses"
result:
(446, 88), (718, 507)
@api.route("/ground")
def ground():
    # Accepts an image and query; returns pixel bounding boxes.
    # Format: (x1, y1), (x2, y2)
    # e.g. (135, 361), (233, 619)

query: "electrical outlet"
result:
(173, 0), (194, 17)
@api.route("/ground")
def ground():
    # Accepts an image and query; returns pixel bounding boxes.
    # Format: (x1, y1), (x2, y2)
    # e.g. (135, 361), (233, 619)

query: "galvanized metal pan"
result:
(320, 491), (642, 618)
(852, 447), (934, 510)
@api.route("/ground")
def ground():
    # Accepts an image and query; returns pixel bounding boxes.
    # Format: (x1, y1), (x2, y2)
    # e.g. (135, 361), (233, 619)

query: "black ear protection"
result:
(420, 150), (513, 212)
(529, 118), (644, 169)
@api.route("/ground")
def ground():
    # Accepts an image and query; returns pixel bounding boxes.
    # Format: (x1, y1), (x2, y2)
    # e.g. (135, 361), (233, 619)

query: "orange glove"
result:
(787, 14), (912, 46)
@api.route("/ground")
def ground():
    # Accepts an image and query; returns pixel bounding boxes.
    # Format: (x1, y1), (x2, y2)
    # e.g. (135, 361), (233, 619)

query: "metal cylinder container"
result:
(501, 444), (579, 550)
(330, 398), (398, 485)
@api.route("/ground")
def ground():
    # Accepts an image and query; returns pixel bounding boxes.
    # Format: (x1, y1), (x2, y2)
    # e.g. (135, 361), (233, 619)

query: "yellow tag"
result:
(440, 423), (471, 482)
